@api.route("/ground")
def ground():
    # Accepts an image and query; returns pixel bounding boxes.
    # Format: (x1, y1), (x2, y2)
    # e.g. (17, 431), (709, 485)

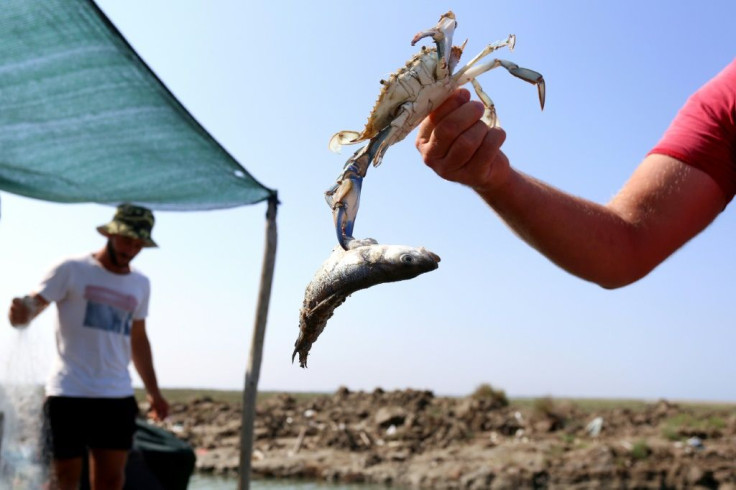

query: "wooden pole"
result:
(0, 410), (5, 461)
(238, 195), (278, 490)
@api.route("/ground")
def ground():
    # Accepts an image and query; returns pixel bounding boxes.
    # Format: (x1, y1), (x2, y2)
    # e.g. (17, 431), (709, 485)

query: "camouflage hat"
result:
(97, 204), (158, 248)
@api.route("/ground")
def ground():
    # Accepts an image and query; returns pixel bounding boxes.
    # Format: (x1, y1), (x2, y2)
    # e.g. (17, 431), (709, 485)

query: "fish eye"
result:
(400, 254), (414, 264)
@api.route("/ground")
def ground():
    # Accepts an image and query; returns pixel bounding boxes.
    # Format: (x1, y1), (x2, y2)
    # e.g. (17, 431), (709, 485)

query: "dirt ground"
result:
(148, 387), (736, 489)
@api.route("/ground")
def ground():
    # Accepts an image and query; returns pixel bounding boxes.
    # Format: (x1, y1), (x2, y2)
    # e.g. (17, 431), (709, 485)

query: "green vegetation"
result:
(532, 396), (559, 417)
(513, 396), (649, 412)
(135, 387), (735, 415)
(134, 388), (325, 406)
(630, 439), (650, 460)
(661, 426), (679, 442)
(470, 383), (509, 406)
(661, 412), (727, 440)
(559, 433), (576, 445)
(513, 397), (735, 413)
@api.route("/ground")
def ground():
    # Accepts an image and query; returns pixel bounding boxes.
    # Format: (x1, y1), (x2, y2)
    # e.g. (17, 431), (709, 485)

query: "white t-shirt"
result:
(35, 254), (150, 398)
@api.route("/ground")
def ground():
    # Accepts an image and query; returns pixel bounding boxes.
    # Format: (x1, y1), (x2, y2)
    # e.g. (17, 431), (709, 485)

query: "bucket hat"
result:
(97, 204), (158, 248)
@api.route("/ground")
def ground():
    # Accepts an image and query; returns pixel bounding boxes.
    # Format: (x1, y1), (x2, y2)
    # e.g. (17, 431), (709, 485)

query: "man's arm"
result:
(416, 89), (726, 288)
(130, 319), (169, 420)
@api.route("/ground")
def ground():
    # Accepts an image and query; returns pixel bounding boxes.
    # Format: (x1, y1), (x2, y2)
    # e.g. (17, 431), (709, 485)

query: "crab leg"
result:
(453, 34), (516, 81)
(325, 127), (391, 249)
(470, 79), (500, 128)
(455, 58), (546, 110)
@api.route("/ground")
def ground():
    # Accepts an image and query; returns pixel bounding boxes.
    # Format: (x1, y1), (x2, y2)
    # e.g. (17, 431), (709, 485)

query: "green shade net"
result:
(0, 0), (275, 211)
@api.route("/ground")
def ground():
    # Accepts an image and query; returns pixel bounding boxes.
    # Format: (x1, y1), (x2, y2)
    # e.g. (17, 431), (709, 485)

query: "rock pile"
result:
(151, 388), (736, 489)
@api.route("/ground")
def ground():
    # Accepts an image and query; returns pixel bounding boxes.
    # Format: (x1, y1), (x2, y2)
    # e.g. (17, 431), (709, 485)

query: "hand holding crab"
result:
(416, 88), (512, 190)
(326, 11), (545, 250)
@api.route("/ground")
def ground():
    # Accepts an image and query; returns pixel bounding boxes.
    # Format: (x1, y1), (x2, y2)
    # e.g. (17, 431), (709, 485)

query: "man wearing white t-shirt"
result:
(8, 204), (169, 490)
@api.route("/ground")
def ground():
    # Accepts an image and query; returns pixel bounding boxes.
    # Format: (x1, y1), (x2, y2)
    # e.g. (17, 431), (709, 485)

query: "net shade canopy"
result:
(0, 0), (275, 211)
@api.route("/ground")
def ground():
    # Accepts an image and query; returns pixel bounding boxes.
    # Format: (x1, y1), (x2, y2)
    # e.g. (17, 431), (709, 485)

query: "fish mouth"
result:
(420, 247), (441, 265)
(420, 248), (441, 270)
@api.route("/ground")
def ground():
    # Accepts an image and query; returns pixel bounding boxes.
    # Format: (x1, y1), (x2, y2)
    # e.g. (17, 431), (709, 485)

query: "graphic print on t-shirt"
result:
(83, 285), (138, 336)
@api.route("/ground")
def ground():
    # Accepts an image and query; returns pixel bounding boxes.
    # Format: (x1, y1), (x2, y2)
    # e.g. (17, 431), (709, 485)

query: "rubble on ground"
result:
(148, 388), (736, 489)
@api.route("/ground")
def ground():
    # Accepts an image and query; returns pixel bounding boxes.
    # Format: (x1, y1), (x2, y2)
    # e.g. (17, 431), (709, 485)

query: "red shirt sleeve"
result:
(649, 59), (736, 203)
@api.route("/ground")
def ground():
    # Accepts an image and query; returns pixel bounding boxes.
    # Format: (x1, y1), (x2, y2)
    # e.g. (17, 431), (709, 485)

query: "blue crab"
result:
(325, 11), (545, 250)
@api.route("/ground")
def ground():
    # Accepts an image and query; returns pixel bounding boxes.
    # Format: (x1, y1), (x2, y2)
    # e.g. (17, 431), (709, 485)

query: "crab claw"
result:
(325, 175), (361, 250)
(411, 11), (456, 44)
(325, 145), (373, 250)
(537, 77), (546, 110)
(504, 64), (546, 110)
(411, 11), (457, 76)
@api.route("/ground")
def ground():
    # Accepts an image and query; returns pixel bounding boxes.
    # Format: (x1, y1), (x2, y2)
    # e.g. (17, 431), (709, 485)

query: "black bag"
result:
(130, 419), (195, 490)
(80, 418), (195, 490)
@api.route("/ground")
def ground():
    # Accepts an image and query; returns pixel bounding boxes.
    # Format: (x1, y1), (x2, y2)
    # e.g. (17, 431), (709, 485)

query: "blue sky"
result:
(1, 1), (735, 401)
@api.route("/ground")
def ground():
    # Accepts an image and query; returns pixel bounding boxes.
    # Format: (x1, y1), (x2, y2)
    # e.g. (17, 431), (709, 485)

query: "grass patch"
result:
(661, 412), (727, 440)
(631, 439), (650, 460)
(512, 397), (735, 413)
(513, 397), (649, 413)
(132, 389), (735, 414)
(559, 433), (576, 444)
(532, 396), (559, 417)
(134, 388), (325, 406)
(471, 383), (509, 407)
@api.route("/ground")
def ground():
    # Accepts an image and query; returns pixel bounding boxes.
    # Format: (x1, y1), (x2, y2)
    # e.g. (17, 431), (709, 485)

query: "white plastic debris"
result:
(586, 417), (604, 437)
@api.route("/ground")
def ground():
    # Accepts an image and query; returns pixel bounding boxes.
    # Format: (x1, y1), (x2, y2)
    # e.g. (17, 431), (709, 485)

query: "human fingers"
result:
(460, 128), (509, 190)
(418, 99), (485, 164)
(440, 125), (508, 188)
(427, 89), (472, 126)
(155, 400), (170, 420)
(427, 120), (488, 179)
(416, 89), (471, 146)
(148, 405), (162, 421)
(9, 298), (26, 325)
(421, 103), (496, 181)
(8, 300), (15, 325)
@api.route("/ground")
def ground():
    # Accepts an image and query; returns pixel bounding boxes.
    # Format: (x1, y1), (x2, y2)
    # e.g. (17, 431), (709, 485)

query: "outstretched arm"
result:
(416, 89), (726, 288)
(131, 320), (169, 420)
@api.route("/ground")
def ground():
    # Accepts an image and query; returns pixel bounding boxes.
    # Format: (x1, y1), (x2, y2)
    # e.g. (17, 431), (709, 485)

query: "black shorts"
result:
(43, 396), (139, 459)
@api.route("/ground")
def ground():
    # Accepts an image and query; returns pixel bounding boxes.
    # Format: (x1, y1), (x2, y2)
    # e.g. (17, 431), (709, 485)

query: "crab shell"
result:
(329, 44), (465, 154)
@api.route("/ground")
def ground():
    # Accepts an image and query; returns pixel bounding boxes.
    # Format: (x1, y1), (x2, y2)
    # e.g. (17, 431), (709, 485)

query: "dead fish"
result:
(293, 242), (440, 367)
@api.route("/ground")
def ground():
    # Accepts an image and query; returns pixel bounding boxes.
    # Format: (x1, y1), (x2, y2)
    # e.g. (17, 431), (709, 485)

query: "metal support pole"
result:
(238, 195), (278, 490)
